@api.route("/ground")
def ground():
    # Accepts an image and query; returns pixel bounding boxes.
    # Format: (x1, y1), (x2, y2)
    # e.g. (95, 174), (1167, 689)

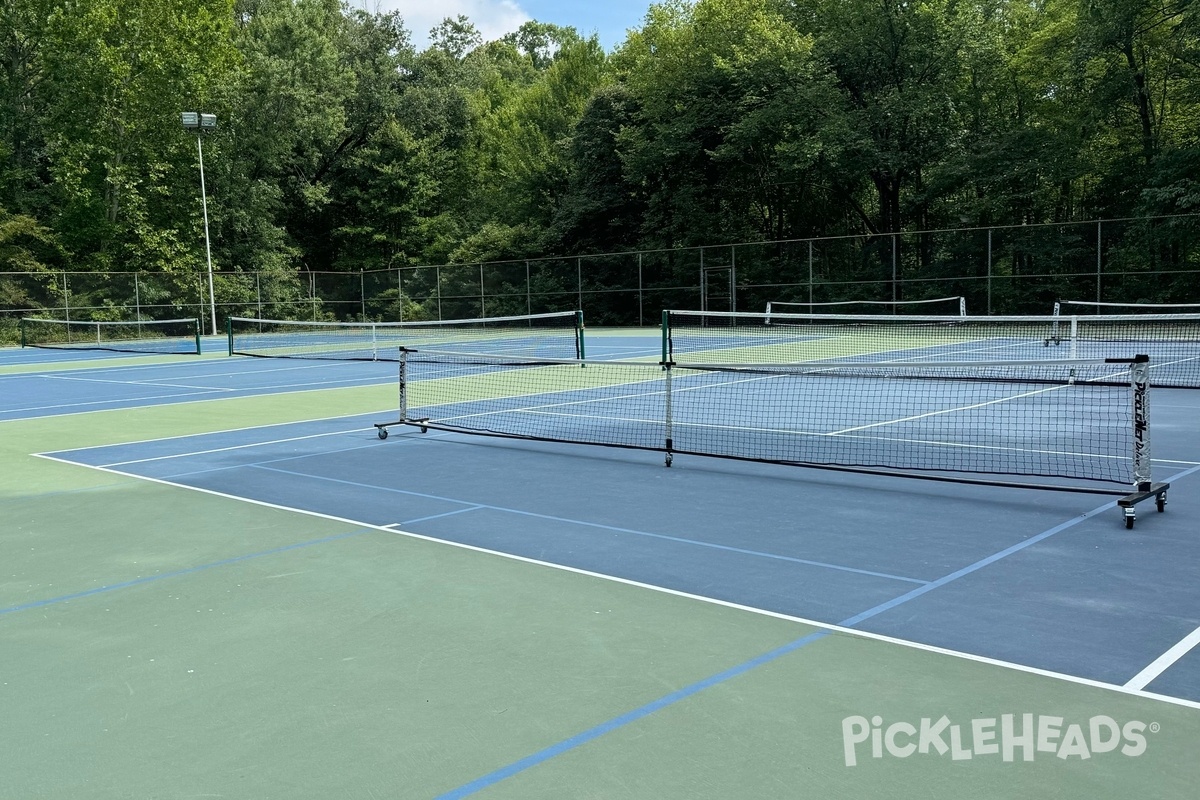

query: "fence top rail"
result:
(22, 316), (200, 325)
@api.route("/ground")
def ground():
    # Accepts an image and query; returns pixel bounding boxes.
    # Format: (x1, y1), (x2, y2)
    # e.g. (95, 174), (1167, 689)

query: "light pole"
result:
(182, 111), (218, 335)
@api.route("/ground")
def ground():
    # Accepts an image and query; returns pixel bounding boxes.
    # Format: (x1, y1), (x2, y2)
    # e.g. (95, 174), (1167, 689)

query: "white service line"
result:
(1125, 625), (1200, 691)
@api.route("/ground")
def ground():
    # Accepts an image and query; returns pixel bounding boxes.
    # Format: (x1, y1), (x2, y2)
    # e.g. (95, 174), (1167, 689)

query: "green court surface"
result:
(2, 350), (1198, 799)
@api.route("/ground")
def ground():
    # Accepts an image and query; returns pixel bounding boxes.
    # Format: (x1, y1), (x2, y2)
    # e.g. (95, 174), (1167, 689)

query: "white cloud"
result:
(354, 0), (532, 49)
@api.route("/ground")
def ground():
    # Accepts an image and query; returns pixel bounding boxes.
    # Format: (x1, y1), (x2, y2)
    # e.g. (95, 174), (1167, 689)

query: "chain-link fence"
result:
(4, 214), (1200, 344)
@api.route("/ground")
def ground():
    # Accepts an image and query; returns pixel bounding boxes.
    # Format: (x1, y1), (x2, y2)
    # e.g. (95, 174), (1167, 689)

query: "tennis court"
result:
(3, 324), (1200, 798)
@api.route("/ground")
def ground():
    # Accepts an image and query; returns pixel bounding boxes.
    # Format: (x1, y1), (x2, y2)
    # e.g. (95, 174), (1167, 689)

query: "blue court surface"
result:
(4, 332), (1200, 798)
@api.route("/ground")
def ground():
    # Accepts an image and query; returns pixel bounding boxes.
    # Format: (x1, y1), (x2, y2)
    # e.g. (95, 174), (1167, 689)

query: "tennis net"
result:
(19, 317), (202, 355)
(228, 311), (584, 362)
(664, 310), (1200, 389)
(766, 296), (967, 318)
(1055, 300), (1200, 315)
(376, 349), (1157, 494)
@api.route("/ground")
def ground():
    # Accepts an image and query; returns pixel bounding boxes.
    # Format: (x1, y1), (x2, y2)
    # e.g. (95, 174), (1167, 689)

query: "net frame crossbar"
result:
(227, 310), (584, 362)
(765, 296), (967, 321)
(18, 316), (202, 355)
(374, 348), (1169, 522)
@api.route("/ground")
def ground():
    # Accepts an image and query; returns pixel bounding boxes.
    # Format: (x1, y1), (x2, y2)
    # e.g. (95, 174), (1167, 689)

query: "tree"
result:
(29, 0), (238, 323)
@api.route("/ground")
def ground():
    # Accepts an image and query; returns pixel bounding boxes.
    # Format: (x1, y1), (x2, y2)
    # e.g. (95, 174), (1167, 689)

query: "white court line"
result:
(37, 373), (238, 391)
(0, 376), (395, 421)
(135, 432), (454, 483)
(830, 384), (1070, 435)
(26, 451), (1200, 711)
(96, 427), (381, 467)
(2, 388), (233, 414)
(38, 410), (391, 449)
(512, 407), (1140, 466)
(420, 369), (784, 429)
(0, 355), (362, 380)
(107, 359), (378, 383)
(1125, 626), (1200, 690)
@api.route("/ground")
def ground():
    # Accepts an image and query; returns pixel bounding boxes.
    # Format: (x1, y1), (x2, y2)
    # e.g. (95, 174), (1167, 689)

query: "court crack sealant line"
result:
(434, 463), (1200, 800)
(245, 464), (929, 586)
(26, 453), (1200, 716)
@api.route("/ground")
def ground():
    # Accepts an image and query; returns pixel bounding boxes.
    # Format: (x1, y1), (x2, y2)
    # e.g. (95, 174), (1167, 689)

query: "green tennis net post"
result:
(194, 317), (203, 355)
(661, 310), (669, 362)
(19, 317), (27, 348)
(226, 316), (233, 356)
(576, 310), (586, 360)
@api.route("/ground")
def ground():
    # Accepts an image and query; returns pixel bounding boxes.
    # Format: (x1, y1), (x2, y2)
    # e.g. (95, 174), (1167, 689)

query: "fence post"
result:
(256, 272), (263, 319)
(361, 269), (367, 320)
(577, 257), (583, 312)
(638, 253), (644, 326)
(397, 268), (404, 323)
(731, 245), (737, 313)
(892, 234), (898, 310)
(526, 261), (531, 318)
(436, 265), (442, 320)
(1096, 220), (1102, 303)
(480, 263), (486, 318)
(808, 240), (814, 307)
(63, 271), (70, 321)
(134, 273), (142, 322)
(987, 228), (993, 315)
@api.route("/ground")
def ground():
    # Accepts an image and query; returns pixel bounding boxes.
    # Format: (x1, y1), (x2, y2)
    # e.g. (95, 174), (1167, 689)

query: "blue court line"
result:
(434, 465), (1200, 798)
(0, 529), (370, 617)
(435, 630), (831, 800)
(246, 464), (928, 585)
(1, 481), (137, 501)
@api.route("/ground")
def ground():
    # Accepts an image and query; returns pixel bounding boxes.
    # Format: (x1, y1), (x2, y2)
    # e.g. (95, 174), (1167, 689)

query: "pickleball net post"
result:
(373, 348), (428, 440)
(1116, 354), (1169, 528)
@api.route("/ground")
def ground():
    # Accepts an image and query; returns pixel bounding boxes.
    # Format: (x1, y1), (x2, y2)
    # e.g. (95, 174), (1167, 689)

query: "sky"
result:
(359, 0), (653, 51)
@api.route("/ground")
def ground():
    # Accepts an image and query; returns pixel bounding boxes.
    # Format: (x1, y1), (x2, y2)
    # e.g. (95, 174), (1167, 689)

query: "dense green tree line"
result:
(2, 0), (1200, 328)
